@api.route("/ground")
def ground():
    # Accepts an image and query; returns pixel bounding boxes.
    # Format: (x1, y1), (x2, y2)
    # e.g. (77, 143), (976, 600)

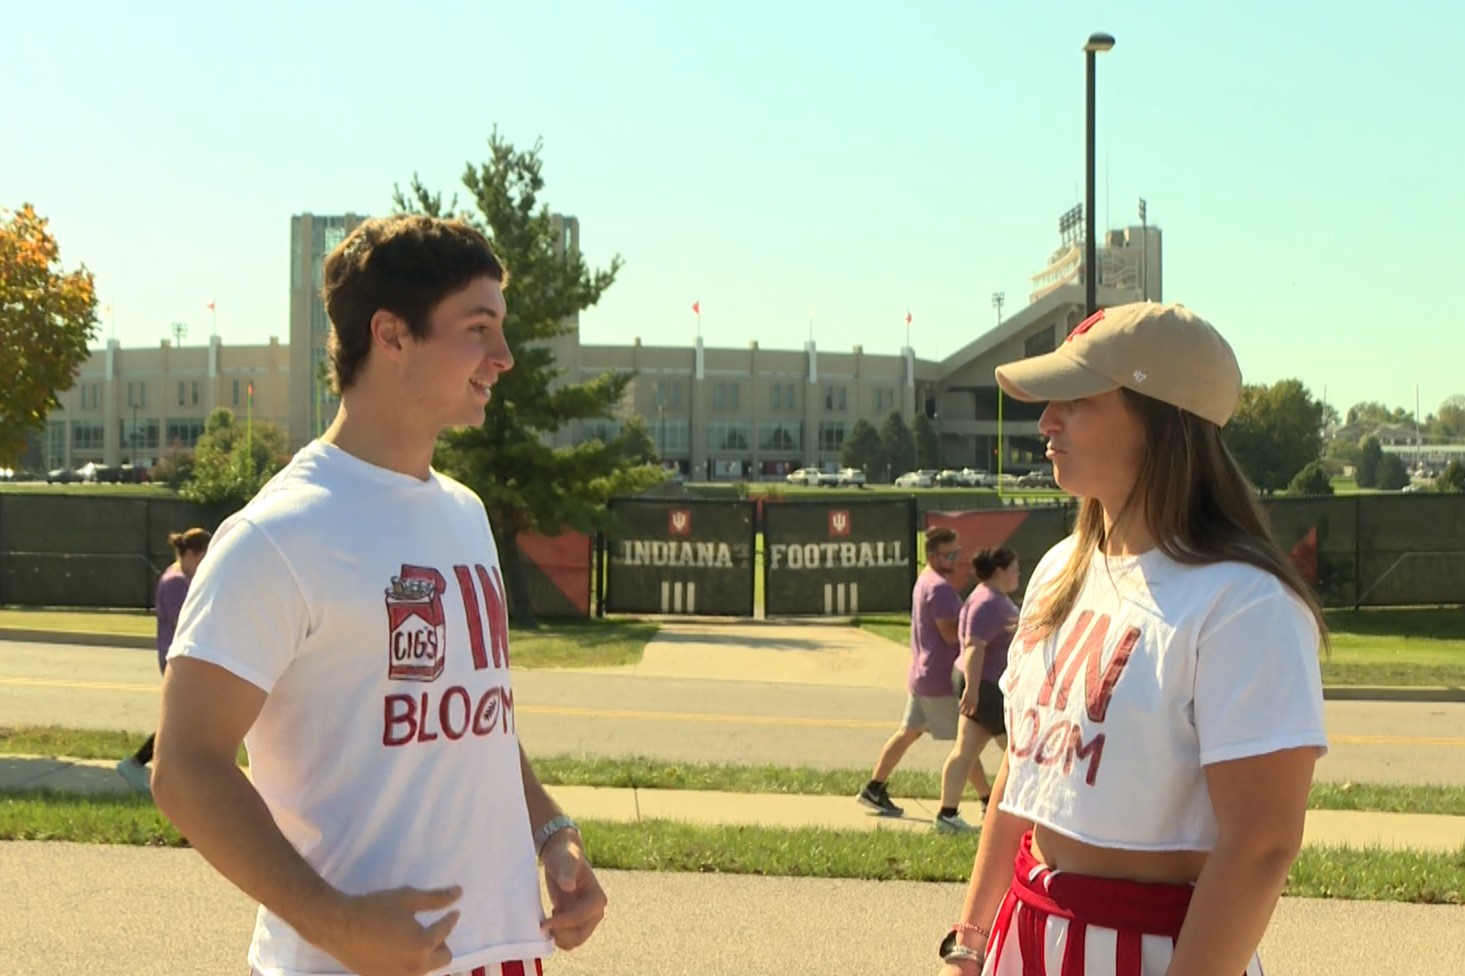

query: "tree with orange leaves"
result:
(0, 204), (98, 467)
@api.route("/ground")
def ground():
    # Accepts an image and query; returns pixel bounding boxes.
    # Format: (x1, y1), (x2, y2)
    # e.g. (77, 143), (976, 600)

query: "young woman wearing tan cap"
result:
(937, 303), (1328, 976)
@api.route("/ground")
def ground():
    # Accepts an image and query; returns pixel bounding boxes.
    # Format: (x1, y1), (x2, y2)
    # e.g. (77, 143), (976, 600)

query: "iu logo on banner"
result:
(668, 508), (692, 536)
(828, 509), (851, 537)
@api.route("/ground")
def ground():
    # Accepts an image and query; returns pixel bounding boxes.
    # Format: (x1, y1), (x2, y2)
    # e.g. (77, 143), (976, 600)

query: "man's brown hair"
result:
(924, 526), (958, 551)
(321, 215), (507, 391)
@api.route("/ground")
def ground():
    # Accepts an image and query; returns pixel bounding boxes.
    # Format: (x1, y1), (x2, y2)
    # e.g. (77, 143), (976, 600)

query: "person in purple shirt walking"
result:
(935, 547), (1022, 833)
(858, 526), (965, 824)
(116, 526), (210, 793)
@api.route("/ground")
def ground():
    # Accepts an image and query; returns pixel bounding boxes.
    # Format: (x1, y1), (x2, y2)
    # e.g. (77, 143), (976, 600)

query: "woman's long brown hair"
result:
(1027, 389), (1329, 650)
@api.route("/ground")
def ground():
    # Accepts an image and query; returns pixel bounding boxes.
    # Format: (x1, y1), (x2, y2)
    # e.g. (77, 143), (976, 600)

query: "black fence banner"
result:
(763, 499), (917, 616)
(603, 499), (756, 616)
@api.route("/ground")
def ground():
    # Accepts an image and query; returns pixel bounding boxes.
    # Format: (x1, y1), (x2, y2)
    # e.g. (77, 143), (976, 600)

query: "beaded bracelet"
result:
(953, 920), (991, 941)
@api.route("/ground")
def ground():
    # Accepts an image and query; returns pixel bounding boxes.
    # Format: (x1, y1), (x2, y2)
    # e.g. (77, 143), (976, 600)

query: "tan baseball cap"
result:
(995, 302), (1243, 427)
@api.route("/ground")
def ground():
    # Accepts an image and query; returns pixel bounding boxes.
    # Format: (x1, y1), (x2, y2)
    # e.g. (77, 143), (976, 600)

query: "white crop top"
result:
(998, 535), (1328, 851)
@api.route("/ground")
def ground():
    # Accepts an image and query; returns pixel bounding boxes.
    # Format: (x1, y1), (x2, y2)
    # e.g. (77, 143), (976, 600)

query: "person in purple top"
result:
(116, 526), (210, 792)
(858, 526), (964, 820)
(935, 547), (1022, 833)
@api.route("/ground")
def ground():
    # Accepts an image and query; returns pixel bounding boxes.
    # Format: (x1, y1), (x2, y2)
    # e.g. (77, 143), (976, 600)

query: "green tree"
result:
(879, 410), (916, 483)
(614, 415), (659, 467)
(181, 408), (289, 508)
(1378, 452), (1410, 491)
(912, 413), (940, 470)
(1346, 401), (1410, 426)
(150, 449), (196, 490)
(1324, 434), (1362, 474)
(839, 418), (884, 474)
(1287, 461), (1333, 496)
(1436, 460), (1465, 494)
(1431, 395), (1465, 439)
(0, 204), (99, 466)
(1356, 435), (1383, 488)
(1221, 380), (1326, 493)
(395, 131), (663, 626)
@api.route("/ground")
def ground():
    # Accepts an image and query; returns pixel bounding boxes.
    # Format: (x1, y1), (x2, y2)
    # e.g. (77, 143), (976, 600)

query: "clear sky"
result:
(9, 0), (1462, 419)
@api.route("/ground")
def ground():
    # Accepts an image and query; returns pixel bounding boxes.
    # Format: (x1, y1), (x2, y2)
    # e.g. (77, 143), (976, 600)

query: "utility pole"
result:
(991, 291), (1006, 326)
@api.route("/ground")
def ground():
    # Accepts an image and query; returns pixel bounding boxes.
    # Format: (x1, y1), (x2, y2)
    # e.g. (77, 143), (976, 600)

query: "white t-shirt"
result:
(998, 535), (1328, 852)
(170, 441), (553, 976)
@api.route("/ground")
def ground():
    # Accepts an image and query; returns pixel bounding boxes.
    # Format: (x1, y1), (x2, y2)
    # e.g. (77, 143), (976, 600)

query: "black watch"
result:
(939, 928), (957, 958)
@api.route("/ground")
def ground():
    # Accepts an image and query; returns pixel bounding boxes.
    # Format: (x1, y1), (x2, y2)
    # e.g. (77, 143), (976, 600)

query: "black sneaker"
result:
(857, 783), (904, 817)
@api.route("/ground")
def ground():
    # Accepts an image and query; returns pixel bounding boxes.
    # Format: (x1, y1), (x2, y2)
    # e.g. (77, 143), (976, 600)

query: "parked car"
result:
(1016, 471), (1058, 489)
(786, 466), (834, 487)
(894, 470), (933, 488)
(836, 467), (867, 487)
(935, 469), (965, 487)
(959, 468), (997, 488)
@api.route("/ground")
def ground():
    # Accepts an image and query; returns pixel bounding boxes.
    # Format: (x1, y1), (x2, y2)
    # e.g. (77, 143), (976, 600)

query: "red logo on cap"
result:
(1067, 309), (1105, 342)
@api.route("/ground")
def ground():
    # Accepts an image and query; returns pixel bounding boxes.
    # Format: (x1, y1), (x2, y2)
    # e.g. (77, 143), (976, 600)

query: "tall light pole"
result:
(1084, 32), (1115, 316)
(991, 291), (1005, 326)
(1138, 197), (1148, 301)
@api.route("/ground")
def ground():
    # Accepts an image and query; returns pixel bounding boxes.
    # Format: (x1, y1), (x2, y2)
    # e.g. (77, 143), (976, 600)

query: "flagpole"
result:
(246, 381), (254, 476)
(808, 306), (814, 344)
(210, 300), (218, 338)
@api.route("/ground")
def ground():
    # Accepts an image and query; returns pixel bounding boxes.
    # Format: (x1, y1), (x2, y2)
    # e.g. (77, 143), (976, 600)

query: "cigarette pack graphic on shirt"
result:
(385, 565), (448, 682)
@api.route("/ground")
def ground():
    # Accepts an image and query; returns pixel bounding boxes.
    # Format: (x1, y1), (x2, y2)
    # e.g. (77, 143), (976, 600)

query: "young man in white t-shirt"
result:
(153, 215), (605, 976)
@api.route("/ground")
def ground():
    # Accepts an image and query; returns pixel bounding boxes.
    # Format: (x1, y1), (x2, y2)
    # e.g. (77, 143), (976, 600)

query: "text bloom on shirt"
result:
(381, 560), (516, 748)
(1007, 610), (1140, 787)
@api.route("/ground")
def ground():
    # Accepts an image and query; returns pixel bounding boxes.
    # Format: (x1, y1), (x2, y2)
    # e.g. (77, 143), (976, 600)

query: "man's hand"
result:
(539, 831), (607, 950)
(313, 885), (462, 976)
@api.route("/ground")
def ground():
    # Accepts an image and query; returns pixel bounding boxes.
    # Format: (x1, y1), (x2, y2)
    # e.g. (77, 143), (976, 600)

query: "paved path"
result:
(2, 842), (1462, 975)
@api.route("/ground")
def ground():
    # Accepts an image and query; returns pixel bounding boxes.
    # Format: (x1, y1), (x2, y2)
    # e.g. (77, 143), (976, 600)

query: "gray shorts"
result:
(900, 692), (959, 741)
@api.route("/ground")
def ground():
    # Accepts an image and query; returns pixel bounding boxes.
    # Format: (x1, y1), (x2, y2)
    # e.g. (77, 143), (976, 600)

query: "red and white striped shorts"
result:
(980, 833), (1263, 976)
(460, 962), (543, 976)
(250, 960), (541, 976)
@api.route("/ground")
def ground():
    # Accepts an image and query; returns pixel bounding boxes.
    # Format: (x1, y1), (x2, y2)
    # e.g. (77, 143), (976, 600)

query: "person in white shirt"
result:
(936, 303), (1328, 976)
(153, 214), (606, 976)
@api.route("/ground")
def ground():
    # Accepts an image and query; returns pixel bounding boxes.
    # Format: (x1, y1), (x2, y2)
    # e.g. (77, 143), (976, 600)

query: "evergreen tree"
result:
(394, 131), (663, 625)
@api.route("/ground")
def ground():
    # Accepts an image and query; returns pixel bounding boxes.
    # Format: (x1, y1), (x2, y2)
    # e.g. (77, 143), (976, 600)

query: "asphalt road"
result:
(3, 639), (1464, 786)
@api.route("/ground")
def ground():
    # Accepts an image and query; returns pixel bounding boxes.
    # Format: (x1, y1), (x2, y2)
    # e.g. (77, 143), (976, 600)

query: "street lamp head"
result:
(1084, 32), (1115, 53)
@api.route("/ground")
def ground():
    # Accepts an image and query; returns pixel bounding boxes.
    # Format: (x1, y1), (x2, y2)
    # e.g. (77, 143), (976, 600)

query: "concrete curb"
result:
(0, 628), (152, 649)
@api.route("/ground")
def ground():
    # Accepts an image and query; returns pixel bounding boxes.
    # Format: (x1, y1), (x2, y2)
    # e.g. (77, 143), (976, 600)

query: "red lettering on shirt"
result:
(1037, 611), (1140, 722)
(382, 685), (515, 747)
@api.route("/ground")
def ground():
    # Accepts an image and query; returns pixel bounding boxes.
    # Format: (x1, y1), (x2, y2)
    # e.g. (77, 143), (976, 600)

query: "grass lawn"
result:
(0, 789), (1458, 902)
(0, 608), (156, 638)
(856, 608), (1465, 687)
(5, 734), (1464, 818)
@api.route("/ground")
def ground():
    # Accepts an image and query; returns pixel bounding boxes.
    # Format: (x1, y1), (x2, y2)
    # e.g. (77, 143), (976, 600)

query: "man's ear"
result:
(370, 310), (411, 361)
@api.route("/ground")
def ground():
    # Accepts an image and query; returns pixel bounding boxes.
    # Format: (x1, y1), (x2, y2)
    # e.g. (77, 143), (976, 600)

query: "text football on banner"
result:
(763, 499), (917, 615)
(604, 499), (756, 616)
